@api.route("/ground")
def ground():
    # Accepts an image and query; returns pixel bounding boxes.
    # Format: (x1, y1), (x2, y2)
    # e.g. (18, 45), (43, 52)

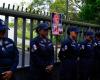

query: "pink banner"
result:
(51, 13), (63, 36)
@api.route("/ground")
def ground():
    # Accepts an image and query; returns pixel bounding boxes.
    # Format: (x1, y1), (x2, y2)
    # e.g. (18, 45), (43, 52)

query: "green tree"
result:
(50, 0), (66, 14)
(79, 0), (100, 24)
(27, 0), (52, 11)
(50, 0), (81, 20)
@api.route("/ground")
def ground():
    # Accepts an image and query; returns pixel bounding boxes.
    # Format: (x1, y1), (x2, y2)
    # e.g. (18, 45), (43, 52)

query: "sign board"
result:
(51, 13), (63, 36)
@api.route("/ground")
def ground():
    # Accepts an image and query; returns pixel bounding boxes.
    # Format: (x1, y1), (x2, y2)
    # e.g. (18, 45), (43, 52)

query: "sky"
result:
(0, 0), (55, 21)
(0, 0), (32, 7)
(0, 0), (55, 7)
(0, 0), (33, 21)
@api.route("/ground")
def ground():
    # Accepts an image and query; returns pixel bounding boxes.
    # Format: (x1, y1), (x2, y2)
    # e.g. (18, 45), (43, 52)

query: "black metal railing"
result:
(0, 3), (100, 67)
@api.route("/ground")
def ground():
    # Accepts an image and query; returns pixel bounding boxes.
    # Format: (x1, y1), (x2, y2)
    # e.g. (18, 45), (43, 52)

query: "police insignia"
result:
(33, 44), (37, 50)
(31, 44), (37, 52)
(81, 45), (85, 49)
(2, 47), (5, 52)
(94, 42), (97, 46)
(65, 45), (68, 50)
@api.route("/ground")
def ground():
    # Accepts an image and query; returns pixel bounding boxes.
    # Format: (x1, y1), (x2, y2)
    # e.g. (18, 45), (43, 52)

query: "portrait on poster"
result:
(51, 13), (63, 35)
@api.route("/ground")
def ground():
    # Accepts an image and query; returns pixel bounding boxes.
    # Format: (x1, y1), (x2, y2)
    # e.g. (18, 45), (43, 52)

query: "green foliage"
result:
(18, 18), (23, 28)
(79, 4), (95, 22)
(50, 0), (66, 14)
(50, 0), (81, 20)
(27, 0), (51, 11)
(96, 0), (100, 6)
(9, 23), (14, 27)
(79, 0), (100, 24)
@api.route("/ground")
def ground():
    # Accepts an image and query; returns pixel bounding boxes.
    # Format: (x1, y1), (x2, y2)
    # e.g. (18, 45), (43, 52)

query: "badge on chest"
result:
(0, 40), (14, 54)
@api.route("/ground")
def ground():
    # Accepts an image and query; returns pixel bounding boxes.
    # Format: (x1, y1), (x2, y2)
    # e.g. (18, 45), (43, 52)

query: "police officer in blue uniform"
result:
(79, 31), (95, 80)
(59, 27), (80, 80)
(94, 32), (100, 80)
(0, 19), (19, 80)
(30, 23), (54, 80)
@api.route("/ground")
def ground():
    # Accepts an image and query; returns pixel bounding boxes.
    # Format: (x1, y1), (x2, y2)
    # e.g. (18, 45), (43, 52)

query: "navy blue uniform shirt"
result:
(59, 37), (80, 61)
(30, 36), (54, 69)
(80, 40), (95, 58)
(0, 37), (19, 73)
(94, 39), (100, 59)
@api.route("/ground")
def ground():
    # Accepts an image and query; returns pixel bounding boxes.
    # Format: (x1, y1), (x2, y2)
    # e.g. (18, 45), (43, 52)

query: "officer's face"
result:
(85, 35), (93, 41)
(96, 36), (100, 41)
(0, 30), (6, 38)
(39, 29), (48, 38)
(70, 31), (78, 40)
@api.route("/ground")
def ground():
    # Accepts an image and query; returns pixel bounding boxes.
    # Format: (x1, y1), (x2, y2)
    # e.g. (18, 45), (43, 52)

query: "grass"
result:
(17, 28), (30, 39)
(17, 28), (36, 40)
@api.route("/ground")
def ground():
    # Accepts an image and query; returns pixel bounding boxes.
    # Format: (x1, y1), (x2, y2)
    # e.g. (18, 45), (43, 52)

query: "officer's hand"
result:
(2, 71), (13, 80)
(45, 65), (53, 73)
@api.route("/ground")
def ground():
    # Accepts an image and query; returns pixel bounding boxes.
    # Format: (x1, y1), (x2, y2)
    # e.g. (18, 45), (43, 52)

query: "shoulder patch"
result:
(65, 45), (68, 50)
(81, 45), (85, 50)
(31, 44), (37, 52)
(94, 42), (97, 46)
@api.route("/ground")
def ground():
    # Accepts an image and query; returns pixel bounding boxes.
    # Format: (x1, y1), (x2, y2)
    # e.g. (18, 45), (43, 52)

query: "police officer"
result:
(0, 19), (19, 80)
(94, 32), (100, 80)
(30, 23), (54, 80)
(59, 27), (80, 80)
(79, 31), (95, 80)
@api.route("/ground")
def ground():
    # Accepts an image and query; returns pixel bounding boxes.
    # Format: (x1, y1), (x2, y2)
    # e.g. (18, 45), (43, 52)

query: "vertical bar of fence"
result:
(64, 24), (68, 40)
(3, 3), (5, 8)
(37, 20), (40, 27)
(83, 27), (86, 39)
(55, 36), (58, 62)
(29, 19), (33, 66)
(5, 16), (9, 37)
(14, 17), (18, 45)
(50, 22), (53, 41)
(22, 18), (26, 67)
(30, 19), (33, 42)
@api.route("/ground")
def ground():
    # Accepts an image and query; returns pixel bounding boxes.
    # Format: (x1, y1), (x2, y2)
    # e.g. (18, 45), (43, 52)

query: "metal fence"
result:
(0, 3), (100, 68)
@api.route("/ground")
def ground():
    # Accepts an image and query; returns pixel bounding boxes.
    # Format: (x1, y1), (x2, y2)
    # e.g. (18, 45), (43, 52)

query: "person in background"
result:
(30, 23), (54, 80)
(94, 32), (100, 80)
(79, 31), (95, 80)
(59, 26), (80, 80)
(0, 19), (19, 80)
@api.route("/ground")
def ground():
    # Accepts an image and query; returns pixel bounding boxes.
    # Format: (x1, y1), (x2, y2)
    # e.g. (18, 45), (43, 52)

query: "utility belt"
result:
(0, 65), (11, 74)
(0, 64), (11, 68)
(64, 55), (78, 60)
(0, 64), (10, 67)
(80, 55), (94, 59)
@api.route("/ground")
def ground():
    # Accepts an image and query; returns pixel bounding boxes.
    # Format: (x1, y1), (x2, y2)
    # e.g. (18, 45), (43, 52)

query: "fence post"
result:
(14, 17), (18, 45)
(5, 16), (9, 37)
(22, 18), (26, 67)
(30, 19), (33, 42)
(55, 36), (58, 62)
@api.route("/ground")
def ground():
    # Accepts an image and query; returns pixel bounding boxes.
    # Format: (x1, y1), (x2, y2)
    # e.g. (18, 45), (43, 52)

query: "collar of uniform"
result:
(95, 39), (100, 43)
(84, 40), (93, 45)
(38, 35), (48, 43)
(68, 37), (77, 43)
